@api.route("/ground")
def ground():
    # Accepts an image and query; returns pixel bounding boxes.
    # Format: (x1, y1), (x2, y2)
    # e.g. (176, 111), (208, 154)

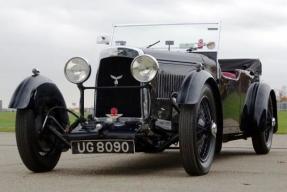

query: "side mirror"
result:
(96, 35), (111, 45)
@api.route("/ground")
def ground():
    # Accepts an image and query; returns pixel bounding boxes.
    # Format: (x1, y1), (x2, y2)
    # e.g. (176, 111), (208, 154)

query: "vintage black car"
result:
(9, 23), (277, 176)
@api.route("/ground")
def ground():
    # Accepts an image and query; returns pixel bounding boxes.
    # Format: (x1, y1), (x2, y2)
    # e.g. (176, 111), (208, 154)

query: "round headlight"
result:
(131, 54), (159, 82)
(64, 57), (91, 84)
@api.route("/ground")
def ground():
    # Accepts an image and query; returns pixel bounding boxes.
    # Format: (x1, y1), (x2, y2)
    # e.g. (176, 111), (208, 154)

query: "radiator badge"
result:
(110, 75), (123, 86)
(106, 107), (123, 123)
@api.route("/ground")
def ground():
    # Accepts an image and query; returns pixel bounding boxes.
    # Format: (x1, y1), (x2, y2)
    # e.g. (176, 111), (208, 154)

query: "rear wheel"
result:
(179, 85), (217, 176)
(16, 104), (65, 172)
(252, 96), (275, 154)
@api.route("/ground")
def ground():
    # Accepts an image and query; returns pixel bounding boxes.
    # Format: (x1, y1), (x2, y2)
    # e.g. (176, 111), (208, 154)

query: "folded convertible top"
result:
(218, 59), (262, 76)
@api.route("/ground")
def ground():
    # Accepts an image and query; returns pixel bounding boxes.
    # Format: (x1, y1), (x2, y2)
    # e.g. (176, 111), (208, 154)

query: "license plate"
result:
(71, 140), (135, 154)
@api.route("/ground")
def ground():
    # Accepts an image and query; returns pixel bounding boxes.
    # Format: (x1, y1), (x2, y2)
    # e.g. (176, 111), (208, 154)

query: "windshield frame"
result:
(111, 22), (221, 53)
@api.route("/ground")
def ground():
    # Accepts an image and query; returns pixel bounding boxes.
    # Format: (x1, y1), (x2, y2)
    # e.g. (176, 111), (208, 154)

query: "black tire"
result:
(215, 122), (223, 154)
(16, 109), (62, 172)
(215, 138), (222, 154)
(252, 95), (275, 154)
(179, 84), (217, 176)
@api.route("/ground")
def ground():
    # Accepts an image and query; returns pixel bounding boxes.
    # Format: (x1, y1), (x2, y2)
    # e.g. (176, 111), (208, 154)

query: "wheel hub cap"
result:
(211, 122), (217, 137)
(272, 117), (276, 128)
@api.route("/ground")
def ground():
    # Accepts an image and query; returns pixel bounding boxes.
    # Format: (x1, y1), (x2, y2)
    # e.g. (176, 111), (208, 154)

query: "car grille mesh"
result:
(95, 57), (141, 117)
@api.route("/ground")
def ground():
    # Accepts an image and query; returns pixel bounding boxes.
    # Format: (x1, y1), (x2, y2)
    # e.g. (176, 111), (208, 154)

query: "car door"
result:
(220, 71), (242, 134)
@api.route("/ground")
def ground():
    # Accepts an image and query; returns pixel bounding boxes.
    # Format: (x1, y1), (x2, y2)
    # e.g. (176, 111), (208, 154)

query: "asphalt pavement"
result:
(0, 132), (286, 192)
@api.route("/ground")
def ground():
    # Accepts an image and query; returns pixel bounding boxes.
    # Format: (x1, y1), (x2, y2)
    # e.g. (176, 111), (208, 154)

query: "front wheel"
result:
(252, 95), (275, 154)
(179, 85), (217, 176)
(16, 108), (63, 172)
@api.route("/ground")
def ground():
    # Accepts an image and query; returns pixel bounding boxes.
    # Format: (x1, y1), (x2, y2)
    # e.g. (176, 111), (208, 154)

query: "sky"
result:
(0, 0), (287, 108)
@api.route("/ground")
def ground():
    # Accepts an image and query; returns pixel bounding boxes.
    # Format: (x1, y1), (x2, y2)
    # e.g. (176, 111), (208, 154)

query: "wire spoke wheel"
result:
(252, 95), (275, 154)
(265, 98), (274, 148)
(15, 100), (67, 172)
(35, 112), (59, 156)
(197, 97), (213, 162)
(179, 84), (217, 176)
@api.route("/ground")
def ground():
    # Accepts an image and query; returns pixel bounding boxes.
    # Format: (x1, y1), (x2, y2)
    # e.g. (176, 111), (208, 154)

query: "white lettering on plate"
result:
(86, 142), (94, 153)
(77, 142), (85, 153)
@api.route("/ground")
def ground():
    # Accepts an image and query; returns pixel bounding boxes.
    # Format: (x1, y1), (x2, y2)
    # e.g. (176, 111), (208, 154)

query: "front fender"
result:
(9, 75), (63, 109)
(177, 70), (216, 105)
(10, 74), (69, 131)
(177, 69), (223, 148)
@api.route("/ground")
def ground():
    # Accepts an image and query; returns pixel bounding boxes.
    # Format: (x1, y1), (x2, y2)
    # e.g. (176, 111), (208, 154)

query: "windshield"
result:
(112, 23), (220, 53)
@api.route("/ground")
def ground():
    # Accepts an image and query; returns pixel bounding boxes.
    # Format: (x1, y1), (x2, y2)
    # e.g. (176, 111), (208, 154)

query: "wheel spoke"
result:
(196, 97), (214, 162)
(265, 98), (274, 145)
(36, 112), (62, 156)
(197, 136), (205, 154)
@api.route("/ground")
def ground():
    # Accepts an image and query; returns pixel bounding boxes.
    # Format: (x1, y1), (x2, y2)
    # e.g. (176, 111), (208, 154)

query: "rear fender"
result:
(270, 90), (278, 133)
(254, 84), (277, 133)
(240, 82), (259, 135)
(241, 82), (278, 135)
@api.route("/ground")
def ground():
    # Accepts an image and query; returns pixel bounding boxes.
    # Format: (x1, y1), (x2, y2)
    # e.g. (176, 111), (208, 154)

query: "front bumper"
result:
(65, 120), (142, 141)
(44, 108), (178, 153)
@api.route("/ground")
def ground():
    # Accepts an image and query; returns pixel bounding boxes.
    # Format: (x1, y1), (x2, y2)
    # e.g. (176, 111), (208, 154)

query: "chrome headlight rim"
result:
(130, 54), (159, 83)
(64, 57), (91, 84)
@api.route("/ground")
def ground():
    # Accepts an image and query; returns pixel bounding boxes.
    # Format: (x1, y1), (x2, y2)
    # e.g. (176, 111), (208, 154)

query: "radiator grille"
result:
(95, 57), (141, 117)
(155, 73), (185, 98)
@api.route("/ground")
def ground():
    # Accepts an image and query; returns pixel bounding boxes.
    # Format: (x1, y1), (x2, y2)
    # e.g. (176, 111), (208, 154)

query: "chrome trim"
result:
(113, 22), (220, 28)
(241, 70), (255, 79)
(222, 69), (255, 81)
(140, 82), (144, 120)
(142, 86), (151, 120)
(272, 117), (276, 128)
(110, 75), (123, 86)
(95, 47), (146, 120)
(95, 117), (144, 123)
(131, 54), (159, 83)
(64, 57), (91, 84)
(222, 69), (242, 81)
(99, 46), (144, 60)
(211, 122), (217, 137)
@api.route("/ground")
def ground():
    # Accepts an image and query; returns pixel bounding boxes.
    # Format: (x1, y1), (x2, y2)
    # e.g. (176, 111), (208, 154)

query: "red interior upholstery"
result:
(222, 72), (237, 79)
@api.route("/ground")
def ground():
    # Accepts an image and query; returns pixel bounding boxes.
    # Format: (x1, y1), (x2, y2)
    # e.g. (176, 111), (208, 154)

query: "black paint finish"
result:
(9, 47), (278, 149)
(9, 75), (60, 109)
